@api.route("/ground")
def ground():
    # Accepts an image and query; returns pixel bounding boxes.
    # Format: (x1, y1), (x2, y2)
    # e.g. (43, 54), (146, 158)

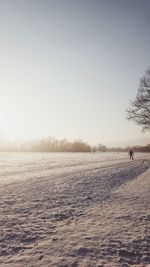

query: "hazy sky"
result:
(0, 0), (150, 146)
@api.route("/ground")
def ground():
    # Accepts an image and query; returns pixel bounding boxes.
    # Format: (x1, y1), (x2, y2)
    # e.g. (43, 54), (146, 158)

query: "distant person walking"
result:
(129, 150), (134, 160)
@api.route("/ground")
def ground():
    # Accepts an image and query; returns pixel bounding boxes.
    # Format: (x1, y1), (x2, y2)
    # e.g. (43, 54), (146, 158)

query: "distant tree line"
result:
(0, 138), (91, 152)
(0, 137), (150, 153)
(106, 145), (150, 153)
(31, 138), (91, 152)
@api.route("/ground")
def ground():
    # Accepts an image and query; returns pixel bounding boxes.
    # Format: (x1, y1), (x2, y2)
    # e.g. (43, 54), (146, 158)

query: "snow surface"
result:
(0, 152), (150, 266)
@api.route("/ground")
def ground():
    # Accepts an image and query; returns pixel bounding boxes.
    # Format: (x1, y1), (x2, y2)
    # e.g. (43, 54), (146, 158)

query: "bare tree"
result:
(127, 67), (150, 131)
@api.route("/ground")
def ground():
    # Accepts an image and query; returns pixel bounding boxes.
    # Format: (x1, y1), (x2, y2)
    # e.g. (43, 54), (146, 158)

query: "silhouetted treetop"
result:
(127, 67), (150, 131)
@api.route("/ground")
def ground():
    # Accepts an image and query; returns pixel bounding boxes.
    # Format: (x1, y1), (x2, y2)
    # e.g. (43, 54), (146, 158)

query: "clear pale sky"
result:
(0, 0), (150, 146)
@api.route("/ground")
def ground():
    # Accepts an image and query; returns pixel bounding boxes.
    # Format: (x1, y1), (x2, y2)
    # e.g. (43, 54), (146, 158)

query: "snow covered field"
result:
(0, 152), (150, 266)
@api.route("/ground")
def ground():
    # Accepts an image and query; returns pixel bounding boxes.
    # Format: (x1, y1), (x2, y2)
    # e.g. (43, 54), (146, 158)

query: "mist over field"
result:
(1, 136), (150, 153)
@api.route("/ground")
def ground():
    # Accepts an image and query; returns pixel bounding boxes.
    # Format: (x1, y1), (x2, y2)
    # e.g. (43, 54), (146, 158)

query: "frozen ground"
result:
(0, 152), (150, 266)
